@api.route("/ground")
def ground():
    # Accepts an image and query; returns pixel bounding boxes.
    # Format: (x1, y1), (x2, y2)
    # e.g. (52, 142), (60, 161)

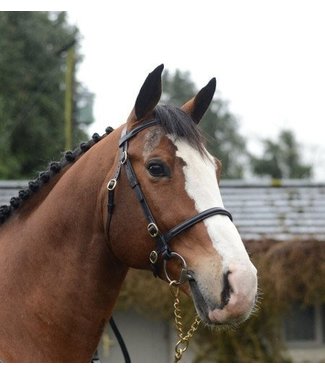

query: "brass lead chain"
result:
(169, 281), (201, 363)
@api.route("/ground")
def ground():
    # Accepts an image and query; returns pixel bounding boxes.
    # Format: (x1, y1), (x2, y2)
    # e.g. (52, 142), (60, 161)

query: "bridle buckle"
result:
(147, 222), (159, 238)
(107, 179), (117, 191)
(149, 250), (159, 264)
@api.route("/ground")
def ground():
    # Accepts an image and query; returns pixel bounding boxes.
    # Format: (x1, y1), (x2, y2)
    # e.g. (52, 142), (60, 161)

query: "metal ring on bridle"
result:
(163, 252), (189, 285)
(107, 179), (117, 191)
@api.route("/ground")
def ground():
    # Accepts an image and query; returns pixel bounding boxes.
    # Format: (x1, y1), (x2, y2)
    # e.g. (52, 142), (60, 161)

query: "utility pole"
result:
(64, 43), (75, 151)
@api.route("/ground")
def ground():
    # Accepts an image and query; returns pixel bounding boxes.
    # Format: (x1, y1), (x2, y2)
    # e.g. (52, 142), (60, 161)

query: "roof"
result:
(0, 180), (28, 207)
(1, 180), (325, 241)
(220, 180), (325, 240)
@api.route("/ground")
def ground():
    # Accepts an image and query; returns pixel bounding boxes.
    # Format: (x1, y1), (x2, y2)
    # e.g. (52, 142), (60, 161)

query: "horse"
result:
(0, 64), (257, 362)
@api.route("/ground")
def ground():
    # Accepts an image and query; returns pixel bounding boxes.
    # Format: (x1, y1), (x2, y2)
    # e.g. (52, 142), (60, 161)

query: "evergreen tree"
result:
(251, 130), (312, 179)
(162, 69), (247, 178)
(0, 11), (88, 179)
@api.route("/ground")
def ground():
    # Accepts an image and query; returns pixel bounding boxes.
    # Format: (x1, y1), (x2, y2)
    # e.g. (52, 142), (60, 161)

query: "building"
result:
(220, 180), (325, 362)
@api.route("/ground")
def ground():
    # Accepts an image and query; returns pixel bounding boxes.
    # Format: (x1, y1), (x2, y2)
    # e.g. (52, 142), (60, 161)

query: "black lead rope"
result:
(109, 317), (131, 363)
(91, 318), (131, 363)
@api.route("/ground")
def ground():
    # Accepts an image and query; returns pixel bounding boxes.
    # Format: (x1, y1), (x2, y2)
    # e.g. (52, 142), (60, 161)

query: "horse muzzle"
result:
(189, 263), (258, 326)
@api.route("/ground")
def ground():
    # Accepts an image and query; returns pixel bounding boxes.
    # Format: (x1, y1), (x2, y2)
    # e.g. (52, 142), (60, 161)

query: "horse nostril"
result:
(220, 271), (232, 308)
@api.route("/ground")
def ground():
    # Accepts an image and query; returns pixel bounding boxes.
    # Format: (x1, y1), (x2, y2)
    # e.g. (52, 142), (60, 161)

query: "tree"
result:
(0, 12), (89, 179)
(162, 69), (247, 178)
(250, 130), (312, 179)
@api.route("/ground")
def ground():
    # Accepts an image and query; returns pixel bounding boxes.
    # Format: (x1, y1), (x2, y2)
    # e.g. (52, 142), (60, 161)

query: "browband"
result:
(119, 119), (159, 147)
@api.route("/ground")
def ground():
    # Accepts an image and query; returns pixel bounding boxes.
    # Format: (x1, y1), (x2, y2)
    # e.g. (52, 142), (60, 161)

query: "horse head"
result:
(106, 64), (257, 327)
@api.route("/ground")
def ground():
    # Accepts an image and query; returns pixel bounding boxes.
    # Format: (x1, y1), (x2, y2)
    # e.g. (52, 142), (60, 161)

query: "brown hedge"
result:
(115, 240), (325, 362)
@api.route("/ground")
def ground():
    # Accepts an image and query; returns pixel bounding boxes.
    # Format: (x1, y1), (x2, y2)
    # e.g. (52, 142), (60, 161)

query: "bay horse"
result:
(0, 65), (257, 362)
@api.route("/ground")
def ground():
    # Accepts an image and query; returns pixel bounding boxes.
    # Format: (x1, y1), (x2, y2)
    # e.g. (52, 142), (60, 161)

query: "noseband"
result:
(107, 118), (233, 281)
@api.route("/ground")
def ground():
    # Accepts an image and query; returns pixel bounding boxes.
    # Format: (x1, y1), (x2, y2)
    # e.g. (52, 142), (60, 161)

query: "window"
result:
(283, 302), (325, 348)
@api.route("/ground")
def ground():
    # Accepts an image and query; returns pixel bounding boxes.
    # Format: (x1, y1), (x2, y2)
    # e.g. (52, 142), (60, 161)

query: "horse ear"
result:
(128, 64), (164, 123)
(181, 78), (216, 124)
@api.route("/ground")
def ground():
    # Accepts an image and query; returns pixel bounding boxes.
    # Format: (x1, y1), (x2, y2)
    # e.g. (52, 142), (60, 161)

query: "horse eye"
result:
(146, 160), (170, 177)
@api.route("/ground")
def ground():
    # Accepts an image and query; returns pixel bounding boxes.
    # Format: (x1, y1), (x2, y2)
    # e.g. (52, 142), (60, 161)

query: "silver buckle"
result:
(147, 222), (159, 238)
(149, 250), (159, 264)
(107, 179), (117, 191)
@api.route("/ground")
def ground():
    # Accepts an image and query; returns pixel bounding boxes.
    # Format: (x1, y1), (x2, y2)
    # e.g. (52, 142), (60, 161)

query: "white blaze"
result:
(171, 138), (252, 269)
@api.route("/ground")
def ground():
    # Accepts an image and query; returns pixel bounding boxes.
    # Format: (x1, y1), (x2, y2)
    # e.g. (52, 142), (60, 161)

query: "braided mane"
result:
(0, 127), (114, 225)
(1, 105), (206, 225)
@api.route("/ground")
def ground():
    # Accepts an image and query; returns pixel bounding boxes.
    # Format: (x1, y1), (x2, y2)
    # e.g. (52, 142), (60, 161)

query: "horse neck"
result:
(0, 129), (128, 362)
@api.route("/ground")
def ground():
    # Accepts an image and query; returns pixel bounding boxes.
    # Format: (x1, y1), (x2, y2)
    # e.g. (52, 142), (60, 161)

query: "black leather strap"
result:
(165, 207), (232, 242)
(109, 317), (131, 363)
(124, 157), (171, 261)
(119, 119), (159, 147)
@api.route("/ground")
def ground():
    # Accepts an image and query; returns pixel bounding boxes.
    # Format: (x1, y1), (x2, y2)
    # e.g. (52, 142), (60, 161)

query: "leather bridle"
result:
(106, 118), (233, 281)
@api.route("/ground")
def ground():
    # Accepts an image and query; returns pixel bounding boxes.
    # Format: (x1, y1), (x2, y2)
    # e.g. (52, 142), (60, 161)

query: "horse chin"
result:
(189, 279), (252, 329)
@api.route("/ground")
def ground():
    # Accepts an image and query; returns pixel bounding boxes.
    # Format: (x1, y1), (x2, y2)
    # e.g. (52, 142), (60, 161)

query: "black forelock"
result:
(154, 104), (206, 155)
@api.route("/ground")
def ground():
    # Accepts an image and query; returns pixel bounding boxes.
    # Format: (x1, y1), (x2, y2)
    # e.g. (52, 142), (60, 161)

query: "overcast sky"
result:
(5, 0), (325, 180)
